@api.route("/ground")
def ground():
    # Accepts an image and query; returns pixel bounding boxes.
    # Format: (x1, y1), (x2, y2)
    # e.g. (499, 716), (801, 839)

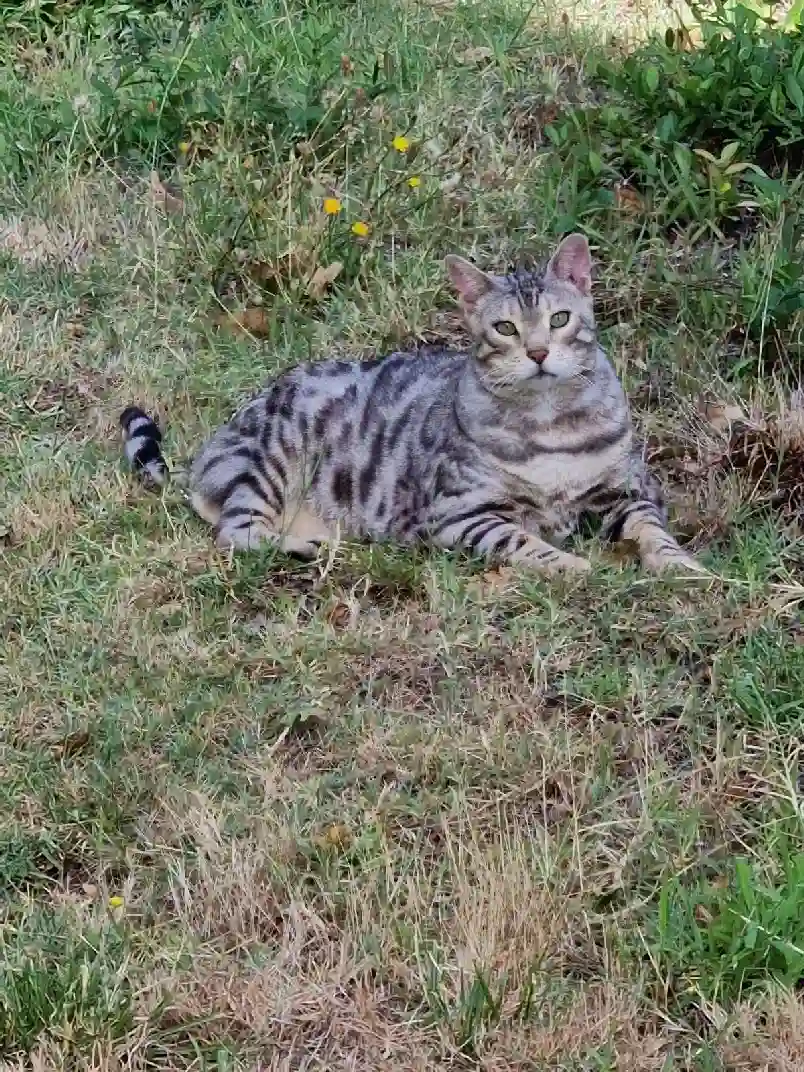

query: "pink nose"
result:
(527, 348), (549, 365)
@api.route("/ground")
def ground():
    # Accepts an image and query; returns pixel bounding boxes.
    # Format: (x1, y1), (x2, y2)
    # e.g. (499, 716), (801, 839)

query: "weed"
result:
(652, 854), (804, 1005)
(0, 907), (134, 1055)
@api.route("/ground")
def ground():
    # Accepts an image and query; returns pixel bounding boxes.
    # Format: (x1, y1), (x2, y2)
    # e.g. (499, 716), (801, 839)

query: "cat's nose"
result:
(527, 348), (549, 364)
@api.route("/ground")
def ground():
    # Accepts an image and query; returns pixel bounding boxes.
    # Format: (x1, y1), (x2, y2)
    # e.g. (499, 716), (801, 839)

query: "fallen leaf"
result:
(248, 251), (306, 291)
(468, 565), (517, 598)
(250, 260), (278, 282)
(314, 823), (352, 851)
(212, 306), (271, 337)
(456, 46), (494, 65)
(694, 903), (713, 924)
(614, 183), (646, 216)
(702, 400), (747, 433)
(57, 730), (91, 758)
(149, 171), (184, 215)
(326, 601), (352, 630)
(308, 260), (343, 301)
(439, 172), (462, 194)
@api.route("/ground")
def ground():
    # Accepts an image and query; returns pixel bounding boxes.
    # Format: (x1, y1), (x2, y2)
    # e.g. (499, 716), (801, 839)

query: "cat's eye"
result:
(550, 311), (571, 329)
(492, 320), (518, 336)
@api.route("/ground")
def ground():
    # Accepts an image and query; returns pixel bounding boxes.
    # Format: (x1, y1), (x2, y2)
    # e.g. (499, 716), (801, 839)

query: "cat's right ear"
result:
(445, 255), (494, 306)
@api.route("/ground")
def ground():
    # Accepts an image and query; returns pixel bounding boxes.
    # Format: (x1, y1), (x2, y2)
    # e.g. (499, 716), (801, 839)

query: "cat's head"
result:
(446, 234), (597, 391)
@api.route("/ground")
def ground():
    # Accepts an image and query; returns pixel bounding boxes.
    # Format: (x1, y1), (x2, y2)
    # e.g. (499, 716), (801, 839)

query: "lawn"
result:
(2, 0), (804, 1068)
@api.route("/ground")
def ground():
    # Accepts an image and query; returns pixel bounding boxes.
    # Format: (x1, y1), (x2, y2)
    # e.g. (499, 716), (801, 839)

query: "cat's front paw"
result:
(514, 544), (591, 574)
(642, 548), (709, 576)
(546, 551), (592, 575)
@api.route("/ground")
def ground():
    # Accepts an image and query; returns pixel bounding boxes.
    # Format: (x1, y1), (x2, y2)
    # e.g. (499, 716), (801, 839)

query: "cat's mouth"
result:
(526, 363), (560, 382)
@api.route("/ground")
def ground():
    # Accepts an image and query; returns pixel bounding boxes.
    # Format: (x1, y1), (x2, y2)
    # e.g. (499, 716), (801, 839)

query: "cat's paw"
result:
(642, 549), (709, 576)
(282, 536), (323, 561)
(514, 545), (591, 574)
(545, 551), (592, 575)
(216, 523), (321, 560)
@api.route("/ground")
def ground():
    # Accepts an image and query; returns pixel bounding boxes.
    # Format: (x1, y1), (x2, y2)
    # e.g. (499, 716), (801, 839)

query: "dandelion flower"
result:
(108, 895), (124, 909)
(407, 175), (421, 189)
(351, 220), (370, 237)
(392, 135), (410, 153)
(323, 198), (342, 215)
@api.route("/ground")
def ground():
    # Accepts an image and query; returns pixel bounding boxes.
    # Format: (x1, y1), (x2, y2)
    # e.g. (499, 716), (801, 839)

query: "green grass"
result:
(3, 0), (804, 1067)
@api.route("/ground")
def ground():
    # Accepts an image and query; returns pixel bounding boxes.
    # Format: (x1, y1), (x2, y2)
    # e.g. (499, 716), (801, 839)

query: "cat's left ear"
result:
(445, 255), (495, 306)
(545, 233), (592, 296)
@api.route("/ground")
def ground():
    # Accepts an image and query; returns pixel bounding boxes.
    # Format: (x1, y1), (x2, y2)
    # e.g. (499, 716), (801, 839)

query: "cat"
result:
(120, 233), (704, 576)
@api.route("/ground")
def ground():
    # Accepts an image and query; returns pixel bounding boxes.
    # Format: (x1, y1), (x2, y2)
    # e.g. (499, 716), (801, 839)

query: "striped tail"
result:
(120, 406), (170, 488)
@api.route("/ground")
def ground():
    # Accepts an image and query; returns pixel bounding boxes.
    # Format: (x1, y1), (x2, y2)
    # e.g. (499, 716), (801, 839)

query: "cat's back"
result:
(266, 345), (466, 439)
(296, 345), (464, 403)
(248, 346), (467, 539)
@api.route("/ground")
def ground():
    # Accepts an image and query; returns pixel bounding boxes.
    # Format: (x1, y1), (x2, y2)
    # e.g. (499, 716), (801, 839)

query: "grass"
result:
(3, 0), (804, 1067)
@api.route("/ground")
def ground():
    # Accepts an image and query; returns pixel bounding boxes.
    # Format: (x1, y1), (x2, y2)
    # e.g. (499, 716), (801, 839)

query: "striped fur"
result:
(120, 234), (704, 575)
(120, 406), (169, 488)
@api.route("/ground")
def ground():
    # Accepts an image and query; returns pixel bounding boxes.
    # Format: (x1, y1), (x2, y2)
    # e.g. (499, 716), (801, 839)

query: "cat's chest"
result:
(495, 437), (631, 506)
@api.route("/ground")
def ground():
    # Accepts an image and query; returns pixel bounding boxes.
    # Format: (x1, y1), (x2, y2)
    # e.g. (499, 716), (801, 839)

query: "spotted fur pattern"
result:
(120, 234), (704, 575)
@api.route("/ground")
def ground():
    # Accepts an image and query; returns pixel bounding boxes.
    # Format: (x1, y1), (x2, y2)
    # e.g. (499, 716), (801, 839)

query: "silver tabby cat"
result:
(121, 233), (703, 575)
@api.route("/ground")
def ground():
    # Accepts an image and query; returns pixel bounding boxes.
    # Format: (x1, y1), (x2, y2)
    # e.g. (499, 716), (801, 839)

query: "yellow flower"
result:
(108, 895), (124, 909)
(351, 220), (370, 237)
(392, 135), (410, 153)
(323, 198), (342, 215)
(178, 140), (191, 154)
(407, 175), (421, 189)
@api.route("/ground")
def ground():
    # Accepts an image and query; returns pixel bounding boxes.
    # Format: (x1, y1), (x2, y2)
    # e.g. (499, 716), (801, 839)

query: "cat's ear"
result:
(445, 255), (495, 306)
(545, 233), (592, 296)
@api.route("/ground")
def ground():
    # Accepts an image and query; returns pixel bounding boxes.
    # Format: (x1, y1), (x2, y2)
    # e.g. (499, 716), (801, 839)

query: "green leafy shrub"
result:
(544, 2), (804, 233)
(599, 4), (804, 167)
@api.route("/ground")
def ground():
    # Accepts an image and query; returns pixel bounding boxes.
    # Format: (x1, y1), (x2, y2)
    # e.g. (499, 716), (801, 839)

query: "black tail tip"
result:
(120, 405), (154, 430)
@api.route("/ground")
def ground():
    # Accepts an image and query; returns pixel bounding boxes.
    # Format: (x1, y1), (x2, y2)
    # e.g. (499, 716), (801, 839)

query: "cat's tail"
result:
(120, 406), (171, 488)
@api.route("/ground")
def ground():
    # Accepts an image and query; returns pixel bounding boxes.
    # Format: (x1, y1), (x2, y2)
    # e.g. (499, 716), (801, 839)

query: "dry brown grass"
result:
(3, 0), (804, 1068)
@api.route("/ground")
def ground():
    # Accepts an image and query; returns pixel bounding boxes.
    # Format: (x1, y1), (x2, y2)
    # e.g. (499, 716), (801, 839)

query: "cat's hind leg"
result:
(190, 441), (321, 559)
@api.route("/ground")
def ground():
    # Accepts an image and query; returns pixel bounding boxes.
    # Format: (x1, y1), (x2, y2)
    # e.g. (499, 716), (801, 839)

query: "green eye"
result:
(550, 311), (570, 329)
(492, 320), (518, 336)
